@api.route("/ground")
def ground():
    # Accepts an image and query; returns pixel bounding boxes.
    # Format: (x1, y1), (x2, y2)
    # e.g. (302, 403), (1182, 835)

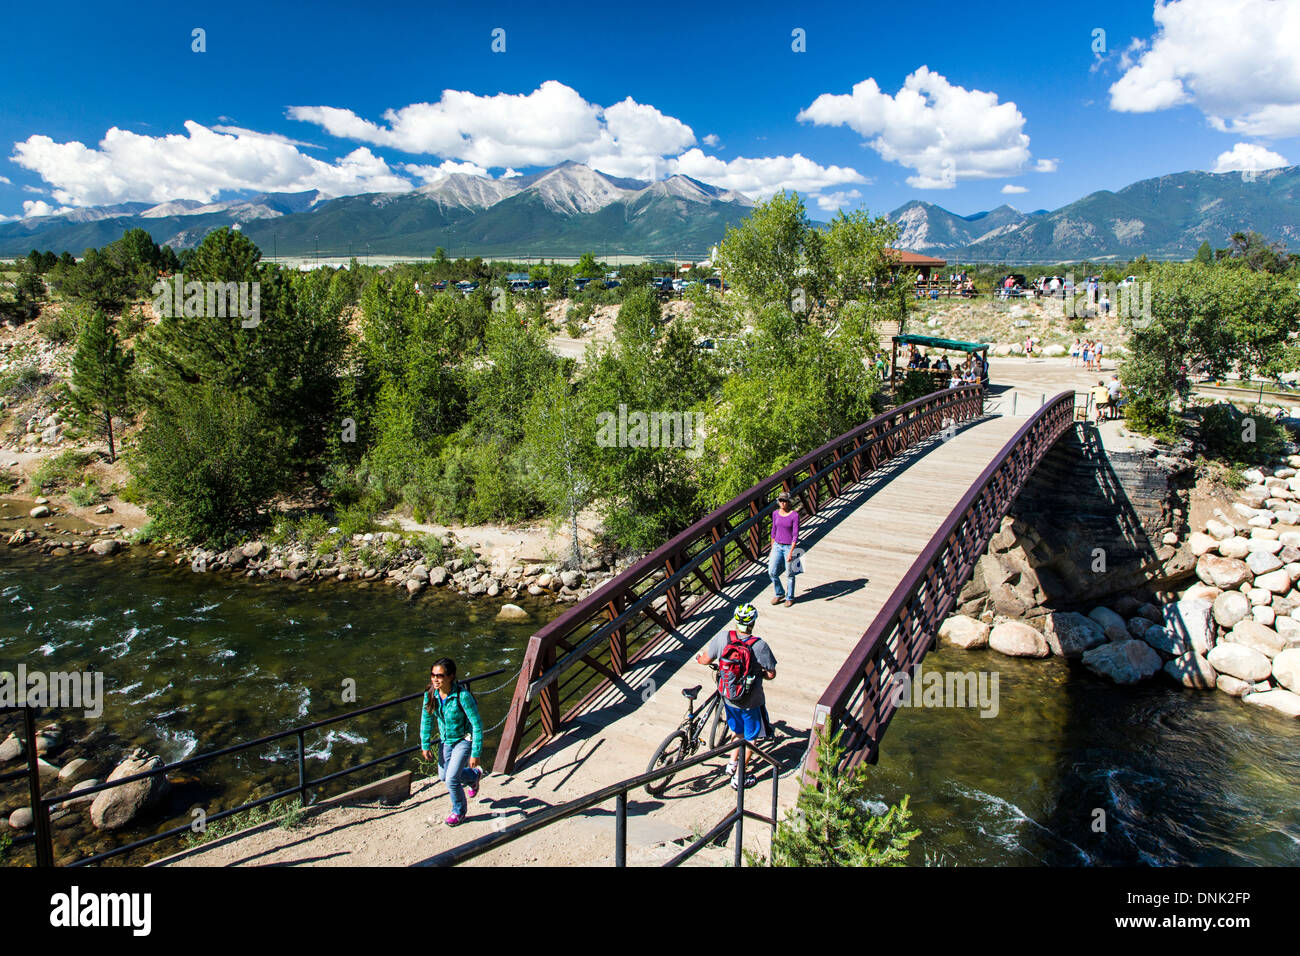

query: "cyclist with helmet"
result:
(695, 603), (777, 789)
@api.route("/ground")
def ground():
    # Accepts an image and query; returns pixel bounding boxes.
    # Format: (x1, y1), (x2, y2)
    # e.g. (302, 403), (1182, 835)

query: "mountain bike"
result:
(644, 668), (732, 797)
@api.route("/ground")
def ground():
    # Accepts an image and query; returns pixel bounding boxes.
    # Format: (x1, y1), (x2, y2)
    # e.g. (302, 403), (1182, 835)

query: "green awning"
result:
(893, 334), (990, 353)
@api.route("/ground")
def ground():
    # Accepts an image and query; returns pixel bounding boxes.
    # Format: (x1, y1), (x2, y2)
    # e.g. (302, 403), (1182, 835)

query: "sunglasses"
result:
(431, 672), (449, 678)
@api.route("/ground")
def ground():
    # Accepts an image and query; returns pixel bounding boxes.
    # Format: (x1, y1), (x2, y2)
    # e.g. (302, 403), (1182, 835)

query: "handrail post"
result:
(23, 706), (53, 867)
(296, 730), (308, 807)
(615, 791), (627, 867)
(734, 740), (746, 867)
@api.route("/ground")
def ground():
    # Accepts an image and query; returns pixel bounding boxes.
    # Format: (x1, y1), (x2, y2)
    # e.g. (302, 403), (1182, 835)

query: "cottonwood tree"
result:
(524, 369), (594, 566)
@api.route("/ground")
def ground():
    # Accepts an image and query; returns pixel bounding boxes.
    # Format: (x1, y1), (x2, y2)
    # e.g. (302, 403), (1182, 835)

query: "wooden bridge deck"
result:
(167, 408), (1030, 867)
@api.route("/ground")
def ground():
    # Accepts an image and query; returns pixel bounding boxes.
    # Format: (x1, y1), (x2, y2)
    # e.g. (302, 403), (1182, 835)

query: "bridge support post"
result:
(607, 594), (628, 674)
(538, 644), (560, 739)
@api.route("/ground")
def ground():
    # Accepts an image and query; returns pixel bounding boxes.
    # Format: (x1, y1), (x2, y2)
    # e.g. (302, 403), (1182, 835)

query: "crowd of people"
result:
(1069, 338), (1106, 370)
(905, 345), (985, 386)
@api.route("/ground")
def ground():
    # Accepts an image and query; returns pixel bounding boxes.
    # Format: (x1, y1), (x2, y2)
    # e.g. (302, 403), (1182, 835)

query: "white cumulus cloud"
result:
(797, 66), (1037, 188)
(666, 149), (868, 201)
(815, 189), (863, 211)
(1109, 0), (1300, 137)
(289, 82), (696, 179)
(1001, 184), (1028, 194)
(10, 121), (412, 207)
(22, 199), (73, 218)
(1213, 142), (1290, 172)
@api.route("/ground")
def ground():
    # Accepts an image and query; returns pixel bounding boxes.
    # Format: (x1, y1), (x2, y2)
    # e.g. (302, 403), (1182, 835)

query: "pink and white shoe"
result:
(466, 769), (484, 798)
(444, 813), (463, 826)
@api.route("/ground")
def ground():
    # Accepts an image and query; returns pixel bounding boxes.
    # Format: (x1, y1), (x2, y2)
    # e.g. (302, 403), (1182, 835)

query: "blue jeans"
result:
(438, 739), (479, 817)
(769, 542), (797, 599)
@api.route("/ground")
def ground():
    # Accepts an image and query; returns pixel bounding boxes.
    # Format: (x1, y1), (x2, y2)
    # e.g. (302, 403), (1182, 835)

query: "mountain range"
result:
(2, 162), (1298, 262)
(0, 162), (753, 259)
(888, 166), (1300, 261)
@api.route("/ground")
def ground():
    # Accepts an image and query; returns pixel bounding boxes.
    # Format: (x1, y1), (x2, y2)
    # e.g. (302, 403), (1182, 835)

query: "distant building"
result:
(885, 249), (947, 281)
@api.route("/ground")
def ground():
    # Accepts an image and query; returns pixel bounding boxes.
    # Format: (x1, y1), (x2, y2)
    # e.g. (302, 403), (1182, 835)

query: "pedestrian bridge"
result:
(172, 385), (1077, 866)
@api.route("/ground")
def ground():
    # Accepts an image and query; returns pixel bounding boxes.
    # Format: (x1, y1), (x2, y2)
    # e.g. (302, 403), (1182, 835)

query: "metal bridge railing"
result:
(805, 391), (1076, 776)
(493, 385), (988, 774)
(1, 668), (507, 867)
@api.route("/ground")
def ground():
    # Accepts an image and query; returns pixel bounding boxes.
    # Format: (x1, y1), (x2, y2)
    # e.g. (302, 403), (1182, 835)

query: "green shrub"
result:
(295, 512), (329, 543)
(0, 351), (47, 400)
(0, 472), (18, 494)
(417, 533), (445, 566)
(36, 307), (80, 344)
(68, 481), (102, 507)
(30, 450), (90, 493)
(893, 370), (941, 406)
(1197, 402), (1285, 465)
(748, 728), (920, 867)
(1122, 391), (1182, 442)
(126, 520), (158, 545)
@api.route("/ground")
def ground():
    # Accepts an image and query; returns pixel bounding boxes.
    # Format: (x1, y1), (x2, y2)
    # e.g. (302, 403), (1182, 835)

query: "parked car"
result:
(529, 279), (549, 290)
(702, 277), (722, 290)
(603, 279), (621, 289)
(432, 280), (448, 291)
(509, 279), (530, 293)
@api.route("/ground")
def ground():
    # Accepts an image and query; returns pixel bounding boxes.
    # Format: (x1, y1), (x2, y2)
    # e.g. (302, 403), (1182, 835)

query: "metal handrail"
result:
(804, 391), (1075, 775)
(495, 385), (987, 772)
(419, 737), (781, 868)
(1, 668), (508, 867)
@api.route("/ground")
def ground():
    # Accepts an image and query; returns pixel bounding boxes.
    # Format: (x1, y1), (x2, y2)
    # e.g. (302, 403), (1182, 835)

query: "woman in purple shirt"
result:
(769, 491), (800, 606)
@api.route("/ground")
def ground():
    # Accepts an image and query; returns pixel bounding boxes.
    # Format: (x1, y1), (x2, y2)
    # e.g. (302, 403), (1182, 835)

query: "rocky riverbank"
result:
(940, 454), (1300, 721)
(2, 497), (626, 610)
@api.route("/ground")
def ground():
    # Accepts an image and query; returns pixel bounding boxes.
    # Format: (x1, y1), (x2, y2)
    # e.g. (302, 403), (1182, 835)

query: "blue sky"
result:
(3, 0), (1297, 220)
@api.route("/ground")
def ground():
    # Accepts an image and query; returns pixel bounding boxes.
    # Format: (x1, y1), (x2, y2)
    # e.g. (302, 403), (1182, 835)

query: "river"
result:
(2, 550), (1297, 866)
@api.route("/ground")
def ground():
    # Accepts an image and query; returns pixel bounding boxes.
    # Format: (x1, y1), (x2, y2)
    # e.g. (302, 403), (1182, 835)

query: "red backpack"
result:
(717, 631), (760, 702)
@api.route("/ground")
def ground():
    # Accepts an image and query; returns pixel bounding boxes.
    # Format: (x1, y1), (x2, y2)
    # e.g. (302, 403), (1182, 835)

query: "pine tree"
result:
(749, 727), (920, 867)
(67, 308), (131, 462)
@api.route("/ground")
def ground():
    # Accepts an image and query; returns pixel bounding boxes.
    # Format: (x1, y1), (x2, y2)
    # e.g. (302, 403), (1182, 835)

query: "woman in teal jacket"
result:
(420, 657), (484, 826)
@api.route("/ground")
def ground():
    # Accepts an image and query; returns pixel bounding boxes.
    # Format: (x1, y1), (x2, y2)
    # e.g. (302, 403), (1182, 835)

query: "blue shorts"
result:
(723, 701), (764, 740)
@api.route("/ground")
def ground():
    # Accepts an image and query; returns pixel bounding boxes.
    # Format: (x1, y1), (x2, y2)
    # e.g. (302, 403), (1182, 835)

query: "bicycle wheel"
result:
(707, 698), (730, 750)
(645, 730), (690, 796)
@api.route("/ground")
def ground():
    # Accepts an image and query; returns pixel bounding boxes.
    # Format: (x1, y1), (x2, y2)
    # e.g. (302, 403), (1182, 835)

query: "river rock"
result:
(1247, 536), (1284, 554)
(1205, 519), (1236, 541)
(8, 807), (32, 829)
(57, 757), (90, 783)
(1207, 643), (1273, 683)
(429, 566), (449, 586)
(0, 733), (23, 762)
(560, 569), (583, 589)
(1249, 514), (1275, 528)
(1126, 617), (1151, 639)
(1181, 583), (1221, 603)
(1163, 652), (1217, 689)
(1142, 624), (1186, 657)
(1218, 537), (1251, 559)
(940, 615), (989, 649)
(60, 779), (102, 809)
(535, 573), (554, 589)
(1195, 555), (1252, 590)
(1247, 587), (1272, 605)
(496, 604), (530, 623)
(1087, 606), (1130, 642)
(1213, 591), (1250, 627)
(1189, 531), (1219, 556)
(1270, 648), (1300, 692)
(527, 584), (544, 596)
(405, 577), (426, 594)
(1043, 612), (1106, 658)
(1163, 599), (1214, 656)
(1246, 551), (1283, 576)
(89, 539), (120, 556)
(1256, 568), (1292, 594)
(29, 505), (50, 518)
(89, 749), (170, 831)
(1252, 606), (1277, 627)
(1226, 620), (1286, 658)
(486, 580), (501, 598)
(1081, 640), (1164, 684)
(989, 621), (1049, 658)
(1242, 689), (1300, 718)
(1217, 674), (1252, 697)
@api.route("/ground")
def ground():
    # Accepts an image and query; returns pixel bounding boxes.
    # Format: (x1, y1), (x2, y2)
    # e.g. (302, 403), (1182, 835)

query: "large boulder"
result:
(1181, 583), (1221, 604)
(1163, 652), (1217, 689)
(1081, 640), (1164, 685)
(1247, 537), (1284, 554)
(1204, 518), (1236, 541)
(1142, 625), (1186, 657)
(1189, 531), (1219, 556)
(89, 749), (170, 831)
(1088, 606), (1130, 642)
(1163, 599), (1214, 657)
(989, 620), (1049, 658)
(1275, 615), (1300, 646)
(939, 615), (990, 649)
(1246, 550), (1283, 575)
(1271, 647), (1300, 692)
(1195, 555), (1253, 589)
(1043, 612), (1106, 658)
(1255, 568), (1292, 594)
(1212, 591), (1250, 628)
(1207, 643), (1273, 683)
(1242, 689), (1300, 719)
(1217, 674), (1253, 697)
(495, 603), (530, 623)
(1226, 620), (1286, 658)
(428, 566), (449, 586)
(1218, 537), (1251, 559)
